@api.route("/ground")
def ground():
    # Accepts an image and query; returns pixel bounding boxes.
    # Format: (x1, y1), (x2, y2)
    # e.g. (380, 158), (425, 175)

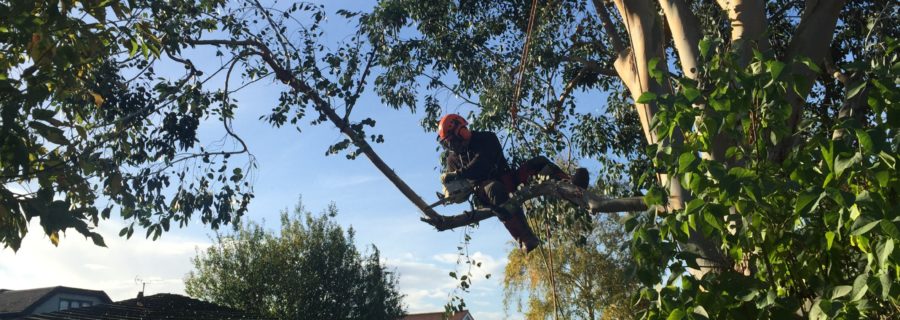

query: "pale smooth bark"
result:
(659, 0), (735, 162)
(660, 0), (702, 79)
(600, 0), (687, 211)
(716, 0), (769, 65)
(593, 0), (729, 274)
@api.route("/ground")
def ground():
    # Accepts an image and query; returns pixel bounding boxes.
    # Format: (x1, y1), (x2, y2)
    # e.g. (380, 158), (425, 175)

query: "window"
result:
(58, 299), (92, 311)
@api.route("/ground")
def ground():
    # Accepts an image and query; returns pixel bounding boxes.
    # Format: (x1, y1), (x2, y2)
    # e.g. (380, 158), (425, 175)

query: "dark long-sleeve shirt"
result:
(445, 131), (510, 181)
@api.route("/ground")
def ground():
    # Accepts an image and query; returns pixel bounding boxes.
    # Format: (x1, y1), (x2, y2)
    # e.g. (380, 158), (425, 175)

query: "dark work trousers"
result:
(474, 179), (539, 251)
(475, 179), (519, 220)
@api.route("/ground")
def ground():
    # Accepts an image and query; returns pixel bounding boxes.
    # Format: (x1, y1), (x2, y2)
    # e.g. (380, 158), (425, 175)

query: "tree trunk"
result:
(716, 0), (769, 65)
(605, 0), (688, 211)
(660, 0), (734, 162)
(595, 0), (731, 275)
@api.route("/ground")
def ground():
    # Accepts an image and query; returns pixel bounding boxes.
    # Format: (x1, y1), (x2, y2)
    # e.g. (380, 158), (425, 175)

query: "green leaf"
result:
(89, 233), (107, 247)
(850, 204), (861, 221)
(693, 305), (709, 318)
(108, 173), (122, 195)
(667, 308), (686, 320)
(32, 109), (56, 121)
(728, 167), (756, 180)
(878, 272), (891, 299)
(851, 274), (868, 301)
(834, 152), (861, 178)
(684, 199), (703, 215)
(874, 170), (890, 188)
(767, 60), (785, 80)
(699, 38), (711, 58)
(825, 231), (835, 250)
(877, 239), (894, 269)
(847, 81), (867, 99)
(832, 285), (852, 299)
(795, 191), (821, 214)
(798, 56), (822, 73)
(636, 91), (658, 104)
(821, 142), (835, 173)
(855, 129), (874, 154)
(703, 211), (723, 233)
(28, 121), (69, 145)
(129, 39), (139, 57)
(852, 219), (881, 236)
(683, 87), (700, 102)
(678, 152), (696, 172)
(880, 220), (900, 239)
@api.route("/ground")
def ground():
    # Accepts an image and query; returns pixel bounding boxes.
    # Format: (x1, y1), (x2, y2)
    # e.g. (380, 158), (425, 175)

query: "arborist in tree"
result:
(436, 114), (589, 252)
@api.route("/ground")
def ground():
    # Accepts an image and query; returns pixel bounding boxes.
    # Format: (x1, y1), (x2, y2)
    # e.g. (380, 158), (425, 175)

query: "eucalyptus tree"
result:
(363, 0), (899, 318)
(3, 0), (898, 317)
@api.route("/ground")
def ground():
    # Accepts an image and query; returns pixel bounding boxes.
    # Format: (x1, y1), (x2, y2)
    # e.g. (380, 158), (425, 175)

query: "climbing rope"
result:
(509, 0), (541, 127)
(510, 1), (563, 318)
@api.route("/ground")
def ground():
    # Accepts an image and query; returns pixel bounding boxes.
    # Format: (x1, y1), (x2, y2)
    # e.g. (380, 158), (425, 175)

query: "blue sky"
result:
(0, 74), (517, 319)
(0, 2), (535, 319)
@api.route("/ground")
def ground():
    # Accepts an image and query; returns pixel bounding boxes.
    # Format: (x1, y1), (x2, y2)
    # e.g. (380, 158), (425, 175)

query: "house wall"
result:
(29, 293), (107, 315)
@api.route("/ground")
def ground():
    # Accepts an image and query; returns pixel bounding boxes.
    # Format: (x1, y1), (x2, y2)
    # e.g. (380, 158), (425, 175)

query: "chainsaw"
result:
(427, 175), (474, 208)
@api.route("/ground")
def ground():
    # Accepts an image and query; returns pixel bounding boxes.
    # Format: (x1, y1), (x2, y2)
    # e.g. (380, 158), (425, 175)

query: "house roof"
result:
(15, 293), (270, 320)
(0, 286), (111, 316)
(403, 310), (473, 320)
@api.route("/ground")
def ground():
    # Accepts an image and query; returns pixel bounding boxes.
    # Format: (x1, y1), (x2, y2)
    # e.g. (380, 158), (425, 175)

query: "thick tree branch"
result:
(591, 0), (624, 54)
(563, 56), (618, 77)
(716, 0), (769, 65)
(421, 180), (650, 231)
(772, 0), (846, 162)
(660, 0), (702, 79)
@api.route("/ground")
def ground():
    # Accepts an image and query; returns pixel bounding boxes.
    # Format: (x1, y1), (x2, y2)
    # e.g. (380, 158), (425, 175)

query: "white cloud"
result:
(0, 219), (211, 301)
(2, 222), (522, 318)
(316, 174), (380, 189)
(474, 311), (506, 320)
(385, 251), (509, 315)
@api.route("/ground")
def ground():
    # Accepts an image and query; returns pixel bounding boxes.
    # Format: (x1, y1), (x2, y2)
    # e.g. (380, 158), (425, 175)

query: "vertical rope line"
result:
(530, 212), (561, 320)
(511, 0), (540, 126)
(542, 207), (562, 320)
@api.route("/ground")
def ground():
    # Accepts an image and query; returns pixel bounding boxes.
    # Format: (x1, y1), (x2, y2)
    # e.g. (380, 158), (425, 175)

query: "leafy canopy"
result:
(1, 0), (380, 250)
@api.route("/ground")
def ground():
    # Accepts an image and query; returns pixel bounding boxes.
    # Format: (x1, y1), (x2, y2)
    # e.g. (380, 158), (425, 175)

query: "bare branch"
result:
(344, 48), (378, 121)
(562, 56), (618, 77)
(591, 0), (625, 54)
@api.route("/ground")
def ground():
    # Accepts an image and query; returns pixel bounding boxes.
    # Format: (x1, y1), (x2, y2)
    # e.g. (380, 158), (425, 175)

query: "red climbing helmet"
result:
(437, 114), (471, 144)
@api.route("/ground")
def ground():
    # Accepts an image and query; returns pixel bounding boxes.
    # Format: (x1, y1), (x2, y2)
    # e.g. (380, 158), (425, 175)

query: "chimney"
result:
(137, 291), (144, 299)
